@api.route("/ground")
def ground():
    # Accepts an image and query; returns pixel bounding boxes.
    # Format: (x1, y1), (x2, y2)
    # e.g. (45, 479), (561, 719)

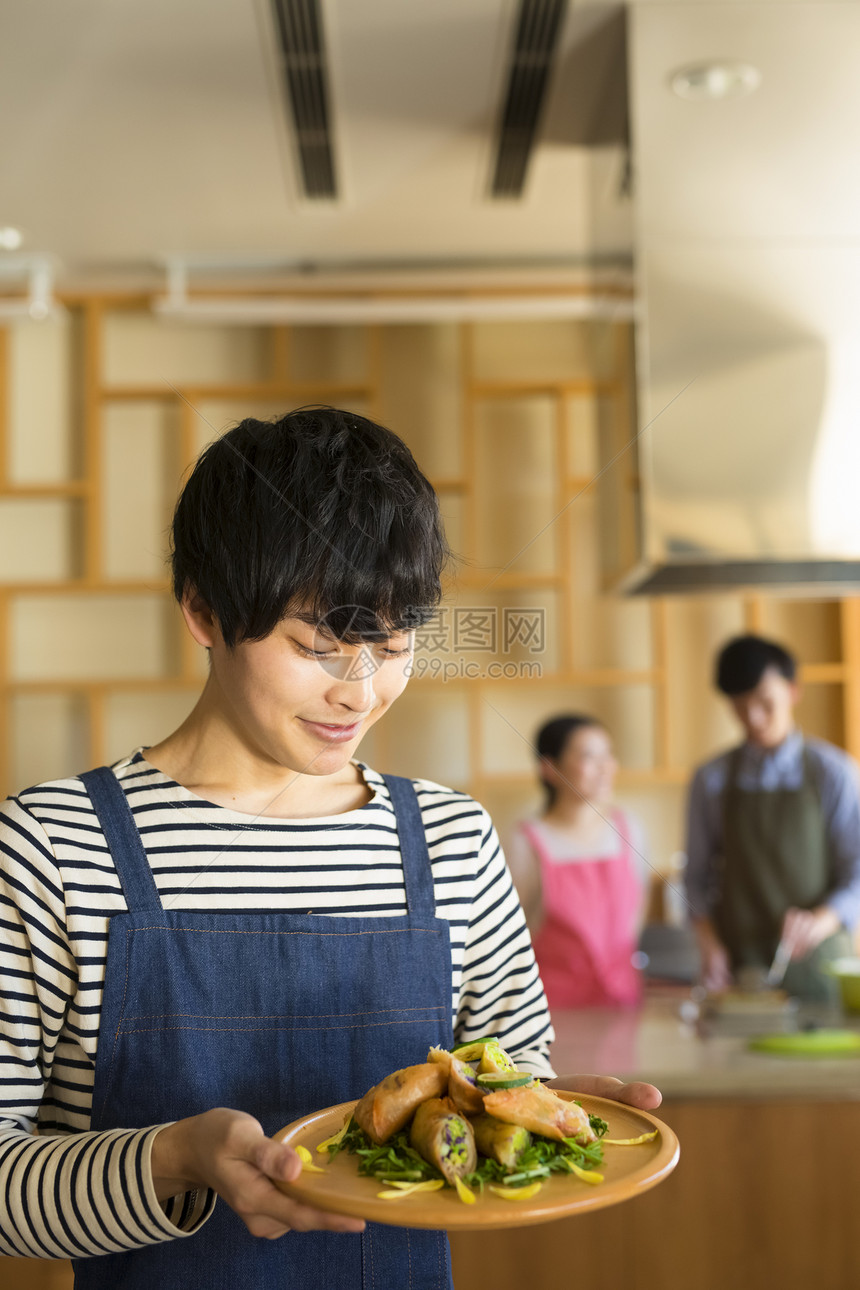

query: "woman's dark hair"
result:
(535, 713), (604, 809)
(715, 634), (797, 697)
(171, 407), (450, 648)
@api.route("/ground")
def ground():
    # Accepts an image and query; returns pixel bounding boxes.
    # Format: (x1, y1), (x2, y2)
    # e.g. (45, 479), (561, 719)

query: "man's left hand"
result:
(547, 1075), (662, 1110)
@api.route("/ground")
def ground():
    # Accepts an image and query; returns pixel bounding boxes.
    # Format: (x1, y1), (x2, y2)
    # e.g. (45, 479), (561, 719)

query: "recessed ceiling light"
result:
(0, 227), (23, 250)
(670, 61), (762, 101)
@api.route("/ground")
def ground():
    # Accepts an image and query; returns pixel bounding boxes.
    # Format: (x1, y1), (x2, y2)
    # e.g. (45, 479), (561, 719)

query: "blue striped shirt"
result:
(0, 751), (553, 1260)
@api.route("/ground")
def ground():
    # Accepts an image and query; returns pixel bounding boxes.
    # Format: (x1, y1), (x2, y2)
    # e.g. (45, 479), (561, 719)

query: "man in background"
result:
(684, 633), (860, 1001)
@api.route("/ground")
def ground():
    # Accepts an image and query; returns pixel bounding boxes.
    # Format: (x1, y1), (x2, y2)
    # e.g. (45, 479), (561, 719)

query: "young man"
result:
(684, 633), (860, 1000)
(0, 409), (659, 1288)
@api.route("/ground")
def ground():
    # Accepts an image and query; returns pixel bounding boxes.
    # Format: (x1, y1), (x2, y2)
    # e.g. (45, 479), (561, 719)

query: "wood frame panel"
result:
(2, 294), (859, 805)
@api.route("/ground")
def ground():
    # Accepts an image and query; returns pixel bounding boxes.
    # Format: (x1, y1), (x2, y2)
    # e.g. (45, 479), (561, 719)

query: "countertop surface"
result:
(547, 986), (860, 1099)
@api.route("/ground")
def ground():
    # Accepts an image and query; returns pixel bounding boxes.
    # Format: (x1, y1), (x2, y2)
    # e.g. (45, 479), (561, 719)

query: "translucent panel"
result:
(12, 594), (176, 681)
(482, 782), (546, 858)
(566, 394), (601, 478)
(102, 402), (181, 580)
(471, 319), (617, 384)
(615, 785), (687, 882)
(372, 687), (470, 789)
(104, 689), (200, 764)
(663, 598), (746, 767)
(377, 325), (462, 479)
(797, 682), (845, 746)
(188, 398), (374, 462)
(8, 314), (77, 483)
(473, 397), (558, 574)
(568, 493), (654, 670)
(588, 320), (623, 384)
(424, 586), (559, 677)
(288, 326), (369, 384)
(572, 598), (653, 671)
(9, 692), (90, 793)
(103, 312), (269, 385)
(760, 599), (842, 665)
(480, 684), (655, 777)
(569, 493), (602, 597)
(0, 498), (83, 582)
(189, 399), (289, 456)
(438, 491), (465, 562)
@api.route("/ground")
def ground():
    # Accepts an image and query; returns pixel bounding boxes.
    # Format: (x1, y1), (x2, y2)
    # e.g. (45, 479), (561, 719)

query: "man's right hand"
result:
(150, 1108), (366, 1240)
(693, 919), (733, 993)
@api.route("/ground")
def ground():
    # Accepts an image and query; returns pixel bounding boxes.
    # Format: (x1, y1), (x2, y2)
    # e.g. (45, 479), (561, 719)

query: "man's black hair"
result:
(535, 713), (604, 808)
(171, 407), (450, 647)
(715, 634), (797, 697)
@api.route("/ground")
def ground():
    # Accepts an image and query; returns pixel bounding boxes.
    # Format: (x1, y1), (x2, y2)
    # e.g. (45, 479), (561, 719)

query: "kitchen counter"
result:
(450, 987), (860, 1290)
(8, 990), (860, 1290)
(547, 986), (860, 1099)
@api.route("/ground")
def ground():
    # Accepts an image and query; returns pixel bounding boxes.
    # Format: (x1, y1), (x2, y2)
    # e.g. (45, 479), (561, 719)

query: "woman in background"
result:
(508, 714), (647, 1009)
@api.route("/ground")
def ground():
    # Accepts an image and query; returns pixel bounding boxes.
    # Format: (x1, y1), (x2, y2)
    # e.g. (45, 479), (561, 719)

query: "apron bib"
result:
(714, 747), (851, 1003)
(523, 813), (642, 1009)
(73, 767), (454, 1290)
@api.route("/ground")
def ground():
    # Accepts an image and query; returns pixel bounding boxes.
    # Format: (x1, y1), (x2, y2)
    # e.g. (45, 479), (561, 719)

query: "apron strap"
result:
(381, 774), (436, 918)
(80, 767), (165, 915)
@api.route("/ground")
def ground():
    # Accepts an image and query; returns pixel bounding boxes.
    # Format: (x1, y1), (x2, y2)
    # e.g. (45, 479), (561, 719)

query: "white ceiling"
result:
(0, 0), (634, 283)
(1, 1), (855, 288)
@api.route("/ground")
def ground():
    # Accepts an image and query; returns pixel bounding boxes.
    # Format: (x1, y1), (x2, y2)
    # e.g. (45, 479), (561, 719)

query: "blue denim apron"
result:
(73, 766), (454, 1290)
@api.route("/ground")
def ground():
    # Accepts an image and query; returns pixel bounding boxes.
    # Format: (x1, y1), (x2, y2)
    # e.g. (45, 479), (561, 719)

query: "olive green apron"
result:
(713, 746), (851, 1002)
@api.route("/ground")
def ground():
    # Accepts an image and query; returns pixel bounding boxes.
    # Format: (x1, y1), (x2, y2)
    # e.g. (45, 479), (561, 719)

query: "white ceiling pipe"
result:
(153, 292), (637, 325)
(0, 255), (60, 320)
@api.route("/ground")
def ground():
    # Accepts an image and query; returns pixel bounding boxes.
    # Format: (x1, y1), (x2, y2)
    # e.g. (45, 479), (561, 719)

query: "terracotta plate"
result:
(273, 1091), (679, 1231)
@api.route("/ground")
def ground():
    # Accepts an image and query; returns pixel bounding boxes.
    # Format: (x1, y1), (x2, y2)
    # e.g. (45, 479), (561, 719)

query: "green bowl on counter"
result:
(748, 1029), (860, 1056)
(825, 957), (860, 1013)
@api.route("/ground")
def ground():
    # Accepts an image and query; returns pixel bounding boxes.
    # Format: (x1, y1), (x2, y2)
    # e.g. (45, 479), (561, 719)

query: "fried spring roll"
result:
(409, 1096), (477, 1184)
(427, 1045), (451, 1074)
(482, 1082), (597, 1144)
(470, 1113), (532, 1171)
(447, 1054), (485, 1115)
(354, 1063), (448, 1144)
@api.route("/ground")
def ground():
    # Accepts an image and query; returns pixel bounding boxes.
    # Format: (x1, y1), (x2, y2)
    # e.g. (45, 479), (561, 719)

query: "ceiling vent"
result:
(491, 0), (568, 198)
(270, 0), (337, 198)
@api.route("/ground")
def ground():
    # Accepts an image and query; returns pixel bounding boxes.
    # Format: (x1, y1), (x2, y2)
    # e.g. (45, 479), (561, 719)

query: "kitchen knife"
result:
(764, 934), (794, 989)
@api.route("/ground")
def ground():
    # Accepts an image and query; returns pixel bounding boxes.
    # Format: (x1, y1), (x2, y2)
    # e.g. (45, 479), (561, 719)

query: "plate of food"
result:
(273, 1037), (679, 1230)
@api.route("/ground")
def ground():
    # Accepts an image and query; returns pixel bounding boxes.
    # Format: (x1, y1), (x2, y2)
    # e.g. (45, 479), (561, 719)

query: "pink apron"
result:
(521, 812), (643, 1008)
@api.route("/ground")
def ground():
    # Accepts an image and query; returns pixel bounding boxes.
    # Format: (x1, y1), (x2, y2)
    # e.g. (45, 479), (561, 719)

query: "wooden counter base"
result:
(451, 1097), (860, 1290)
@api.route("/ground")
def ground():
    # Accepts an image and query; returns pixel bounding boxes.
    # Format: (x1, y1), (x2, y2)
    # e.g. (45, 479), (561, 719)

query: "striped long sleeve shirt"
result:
(0, 751), (554, 1260)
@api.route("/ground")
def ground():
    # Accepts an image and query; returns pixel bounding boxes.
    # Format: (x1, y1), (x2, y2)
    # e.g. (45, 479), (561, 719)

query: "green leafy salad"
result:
(330, 1109), (609, 1193)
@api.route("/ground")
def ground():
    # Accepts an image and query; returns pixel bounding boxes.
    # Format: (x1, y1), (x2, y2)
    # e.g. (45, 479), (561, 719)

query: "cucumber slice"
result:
(475, 1072), (533, 1090)
(451, 1037), (497, 1061)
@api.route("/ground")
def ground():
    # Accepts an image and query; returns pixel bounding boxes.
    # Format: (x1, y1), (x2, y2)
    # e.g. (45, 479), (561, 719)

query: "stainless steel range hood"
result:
(603, 2), (860, 596)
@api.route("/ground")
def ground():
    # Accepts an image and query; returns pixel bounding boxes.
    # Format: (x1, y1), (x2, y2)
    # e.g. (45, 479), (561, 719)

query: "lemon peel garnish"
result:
(295, 1144), (326, 1173)
(602, 1130), (658, 1146)
(316, 1119), (351, 1154)
(567, 1160), (603, 1185)
(454, 1175), (477, 1204)
(489, 1182), (543, 1201)
(377, 1180), (445, 1200)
